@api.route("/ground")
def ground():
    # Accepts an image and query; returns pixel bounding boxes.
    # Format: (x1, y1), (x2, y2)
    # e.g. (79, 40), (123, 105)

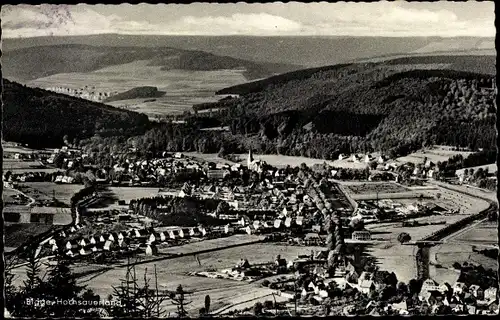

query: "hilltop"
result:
(186, 55), (496, 159)
(2, 79), (151, 148)
(1, 44), (300, 82)
(103, 86), (166, 103)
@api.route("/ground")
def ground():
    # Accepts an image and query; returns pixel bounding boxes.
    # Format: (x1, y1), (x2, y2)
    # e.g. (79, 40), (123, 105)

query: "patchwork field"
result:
(26, 60), (248, 117)
(19, 182), (85, 205)
(396, 146), (474, 165)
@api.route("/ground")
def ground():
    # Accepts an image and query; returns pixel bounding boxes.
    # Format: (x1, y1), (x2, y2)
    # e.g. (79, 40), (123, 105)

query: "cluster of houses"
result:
(46, 146), (84, 167)
(338, 153), (387, 165)
(268, 251), (499, 316)
(43, 222), (211, 259)
(193, 257), (281, 282)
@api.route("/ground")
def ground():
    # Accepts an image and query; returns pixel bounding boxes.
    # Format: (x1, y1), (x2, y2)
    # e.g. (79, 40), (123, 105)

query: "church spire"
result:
(247, 148), (254, 167)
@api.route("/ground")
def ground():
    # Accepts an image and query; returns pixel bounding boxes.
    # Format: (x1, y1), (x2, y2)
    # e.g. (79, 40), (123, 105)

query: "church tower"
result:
(247, 149), (254, 167)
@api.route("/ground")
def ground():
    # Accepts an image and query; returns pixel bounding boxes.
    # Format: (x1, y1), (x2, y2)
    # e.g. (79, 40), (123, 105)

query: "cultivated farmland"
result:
(27, 60), (248, 117)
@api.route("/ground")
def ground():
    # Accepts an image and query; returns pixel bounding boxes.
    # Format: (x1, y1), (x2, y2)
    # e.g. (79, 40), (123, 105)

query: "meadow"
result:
(451, 221), (498, 245)
(74, 240), (323, 315)
(109, 186), (161, 203)
(26, 60), (247, 117)
(19, 182), (85, 205)
(396, 146), (474, 165)
(456, 163), (497, 176)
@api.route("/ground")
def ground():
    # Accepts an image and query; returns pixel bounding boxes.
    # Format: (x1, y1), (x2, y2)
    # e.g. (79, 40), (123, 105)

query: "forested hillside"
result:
(79, 56), (496, 165)
(2, 44), (299, 82)
(188, 56), (497, 159)
(2, 79), (151, 148)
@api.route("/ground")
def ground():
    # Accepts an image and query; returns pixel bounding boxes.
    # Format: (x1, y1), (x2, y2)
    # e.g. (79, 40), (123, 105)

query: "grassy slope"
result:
(2, 44), (299, 82)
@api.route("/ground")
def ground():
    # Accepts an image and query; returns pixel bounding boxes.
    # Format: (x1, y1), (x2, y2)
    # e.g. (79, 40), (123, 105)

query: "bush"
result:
(253, 302), (263, 315)
(263, 300), (274, 310)
(262, 280), (271, 287)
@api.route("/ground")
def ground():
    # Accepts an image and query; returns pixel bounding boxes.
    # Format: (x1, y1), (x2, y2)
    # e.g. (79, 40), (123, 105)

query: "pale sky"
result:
(1, 2), (495, 38)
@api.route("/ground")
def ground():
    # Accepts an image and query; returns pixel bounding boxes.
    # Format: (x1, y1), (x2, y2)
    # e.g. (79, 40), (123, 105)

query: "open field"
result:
(185, 152), (375, 169)
(450, 221), (497, 245)
(431, 220), (498, 278)
(78, 242), (323, 315)
(109, 186), (161, 203)
(3, 159), (44, 169)
(19, 182), (85, 205)
(3, 146), (40, 154)
(429, 180), (498, 203)
(231, 153), (335, 168)
(364, 244), (417, 283)
(0, 239), (322, 315)
(367, 214), (468, 242)
(456, 163), (497, 176)
(365, 211), (484, 283)
(27, 60), (247, 117)
(396, 147), (474, 165)
(2, 188), (21, 203)
(3, 158), (59, 173)
(184, 152), (238, 166)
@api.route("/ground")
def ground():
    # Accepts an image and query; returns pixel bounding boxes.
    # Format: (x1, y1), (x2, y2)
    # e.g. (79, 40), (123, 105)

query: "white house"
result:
(358, 280), (376, 294)
(274, 219), (282, 228)
(65, 241), (75, 250)
(224, 225), (234, 234)
(145, 243), (158, 256)
(485, 287), (498, 301)
(103, 240), (114, 251)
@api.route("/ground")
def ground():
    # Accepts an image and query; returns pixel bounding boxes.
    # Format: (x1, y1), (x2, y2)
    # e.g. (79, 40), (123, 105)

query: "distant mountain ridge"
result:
(1, 44), (300, 82)
(2, 34), (494, 68)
